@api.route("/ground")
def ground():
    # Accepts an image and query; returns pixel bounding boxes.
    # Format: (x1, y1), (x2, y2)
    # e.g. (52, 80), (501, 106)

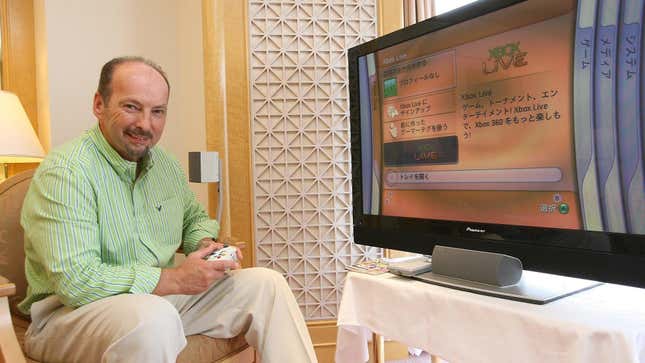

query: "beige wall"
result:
(34, 0), (209, 206)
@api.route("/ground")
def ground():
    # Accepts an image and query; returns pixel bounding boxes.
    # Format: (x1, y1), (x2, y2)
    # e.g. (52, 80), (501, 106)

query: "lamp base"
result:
(0, 163), (7, 182)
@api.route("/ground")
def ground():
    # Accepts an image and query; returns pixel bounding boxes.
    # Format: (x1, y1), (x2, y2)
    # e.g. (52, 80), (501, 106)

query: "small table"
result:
(335, 272), (645, 363)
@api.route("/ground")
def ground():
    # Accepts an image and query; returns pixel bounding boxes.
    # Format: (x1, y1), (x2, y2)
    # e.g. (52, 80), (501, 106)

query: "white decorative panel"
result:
(249, 0), (381, 319)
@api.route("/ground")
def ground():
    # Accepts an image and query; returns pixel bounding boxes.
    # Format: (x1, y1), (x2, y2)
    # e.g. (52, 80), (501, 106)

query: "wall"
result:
(35, 0), (209, 206)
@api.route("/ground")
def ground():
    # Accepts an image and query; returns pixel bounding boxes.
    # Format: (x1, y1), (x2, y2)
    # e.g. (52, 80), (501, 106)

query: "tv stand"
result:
(413, 245), (602, 304)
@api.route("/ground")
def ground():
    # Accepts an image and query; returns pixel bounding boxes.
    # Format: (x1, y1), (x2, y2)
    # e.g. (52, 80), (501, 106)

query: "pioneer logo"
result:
(466, 227), (486, 233)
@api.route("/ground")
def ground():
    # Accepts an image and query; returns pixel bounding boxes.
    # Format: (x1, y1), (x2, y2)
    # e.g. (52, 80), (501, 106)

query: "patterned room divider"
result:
(249, 0), (382, 319)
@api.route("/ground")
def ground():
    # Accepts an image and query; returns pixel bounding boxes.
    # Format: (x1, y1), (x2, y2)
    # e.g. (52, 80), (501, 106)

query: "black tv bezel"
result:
(348, 0), (645, 288)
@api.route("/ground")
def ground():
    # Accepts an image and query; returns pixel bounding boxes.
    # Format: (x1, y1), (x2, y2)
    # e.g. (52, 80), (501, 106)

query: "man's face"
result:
(93, 62), (169, 162)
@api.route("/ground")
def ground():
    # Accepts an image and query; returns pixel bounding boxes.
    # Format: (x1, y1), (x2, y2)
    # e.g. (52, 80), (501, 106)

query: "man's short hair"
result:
(97, 56), (170, 103)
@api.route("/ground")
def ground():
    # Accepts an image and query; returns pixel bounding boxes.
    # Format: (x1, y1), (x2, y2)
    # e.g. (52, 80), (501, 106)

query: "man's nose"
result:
(134, 110), (153, 130)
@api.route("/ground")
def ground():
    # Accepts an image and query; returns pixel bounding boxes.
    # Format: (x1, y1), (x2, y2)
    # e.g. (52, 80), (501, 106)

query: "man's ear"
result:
(93, 92), (105, 119)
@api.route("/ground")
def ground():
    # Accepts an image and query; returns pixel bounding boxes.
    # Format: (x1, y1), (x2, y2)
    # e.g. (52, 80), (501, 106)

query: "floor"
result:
(386, 352), (431, 363)
(386, 352), (451, 363)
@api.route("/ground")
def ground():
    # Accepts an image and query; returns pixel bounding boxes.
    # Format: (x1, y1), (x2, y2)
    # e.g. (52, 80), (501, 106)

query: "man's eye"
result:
(124, 104), (139, 111)
(153, 109), (166, 116)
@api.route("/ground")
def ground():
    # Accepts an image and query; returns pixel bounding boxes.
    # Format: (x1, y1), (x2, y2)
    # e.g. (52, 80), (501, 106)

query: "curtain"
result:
(403, 0), (435, 26)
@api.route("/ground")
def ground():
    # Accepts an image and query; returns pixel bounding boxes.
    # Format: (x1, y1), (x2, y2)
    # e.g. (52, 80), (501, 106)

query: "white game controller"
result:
(204, 245), (238, 263)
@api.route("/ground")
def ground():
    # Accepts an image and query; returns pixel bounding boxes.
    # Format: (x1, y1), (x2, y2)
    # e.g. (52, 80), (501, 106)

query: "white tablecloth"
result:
(335, 272), (645, 363)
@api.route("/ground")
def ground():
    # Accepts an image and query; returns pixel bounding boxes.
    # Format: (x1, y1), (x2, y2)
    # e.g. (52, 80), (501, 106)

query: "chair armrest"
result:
(0, 275), (16, 298)
(0, 275), (25, 363)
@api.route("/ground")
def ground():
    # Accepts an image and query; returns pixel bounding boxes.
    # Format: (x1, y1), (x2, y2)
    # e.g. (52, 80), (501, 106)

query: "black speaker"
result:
(431, 245), (523, 287)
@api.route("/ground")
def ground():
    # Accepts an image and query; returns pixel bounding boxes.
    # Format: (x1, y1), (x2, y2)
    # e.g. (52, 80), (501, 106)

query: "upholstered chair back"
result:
(0, 169), (35, 319)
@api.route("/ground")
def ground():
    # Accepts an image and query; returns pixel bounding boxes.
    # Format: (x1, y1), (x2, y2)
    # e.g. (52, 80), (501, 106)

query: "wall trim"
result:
(201, 0), (255, 267)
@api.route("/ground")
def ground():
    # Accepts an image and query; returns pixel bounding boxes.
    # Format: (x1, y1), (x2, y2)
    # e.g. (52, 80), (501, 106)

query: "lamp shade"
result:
(0, 91), (45, 163)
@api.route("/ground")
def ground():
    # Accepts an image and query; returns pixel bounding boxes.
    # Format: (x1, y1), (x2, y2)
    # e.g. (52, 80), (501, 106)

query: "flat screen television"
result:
(348, 0), (645, 295)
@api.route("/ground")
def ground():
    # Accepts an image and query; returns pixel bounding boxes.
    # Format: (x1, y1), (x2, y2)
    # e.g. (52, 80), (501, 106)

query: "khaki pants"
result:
(24, 267), (317, 363)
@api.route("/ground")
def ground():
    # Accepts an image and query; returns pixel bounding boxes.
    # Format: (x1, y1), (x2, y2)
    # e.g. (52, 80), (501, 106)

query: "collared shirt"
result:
(18, 125), (219, 313)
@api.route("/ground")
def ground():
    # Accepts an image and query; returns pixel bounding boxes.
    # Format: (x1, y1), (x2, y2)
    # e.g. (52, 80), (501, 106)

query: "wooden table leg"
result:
(372, 332), (384, 363)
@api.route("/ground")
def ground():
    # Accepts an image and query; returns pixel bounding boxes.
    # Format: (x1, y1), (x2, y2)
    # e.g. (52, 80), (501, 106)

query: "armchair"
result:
(0, 169), (254, 363)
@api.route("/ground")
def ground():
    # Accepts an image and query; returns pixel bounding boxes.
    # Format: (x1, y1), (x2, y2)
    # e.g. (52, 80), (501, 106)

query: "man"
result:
(19, 56), (317, 363)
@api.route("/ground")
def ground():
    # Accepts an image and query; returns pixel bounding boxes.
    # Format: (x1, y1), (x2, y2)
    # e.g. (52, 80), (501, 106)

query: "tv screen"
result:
(349, 0), (645, 287)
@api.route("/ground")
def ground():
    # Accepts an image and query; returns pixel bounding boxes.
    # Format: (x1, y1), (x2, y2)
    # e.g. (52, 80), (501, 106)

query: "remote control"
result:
(204, 246), (238, 262)
(388, 257), (432, 277)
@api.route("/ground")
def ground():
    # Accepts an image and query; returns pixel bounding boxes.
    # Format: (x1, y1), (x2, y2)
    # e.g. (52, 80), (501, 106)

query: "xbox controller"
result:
(204, 245), (238, 263)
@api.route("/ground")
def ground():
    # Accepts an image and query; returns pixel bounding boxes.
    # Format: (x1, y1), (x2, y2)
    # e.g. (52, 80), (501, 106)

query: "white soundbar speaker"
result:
(188, 151), (220, 183)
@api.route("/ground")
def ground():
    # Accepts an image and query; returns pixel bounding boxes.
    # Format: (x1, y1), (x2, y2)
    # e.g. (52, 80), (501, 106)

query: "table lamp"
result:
(0, 91), (46, 181)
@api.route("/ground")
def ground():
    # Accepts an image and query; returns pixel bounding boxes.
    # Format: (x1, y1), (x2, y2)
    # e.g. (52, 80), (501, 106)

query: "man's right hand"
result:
(153, 244), (239, 296)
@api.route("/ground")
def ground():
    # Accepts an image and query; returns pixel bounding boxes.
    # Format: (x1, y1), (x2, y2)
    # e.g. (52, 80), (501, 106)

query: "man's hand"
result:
(198, 237), (224, 251)
(153, 243), (240, 296)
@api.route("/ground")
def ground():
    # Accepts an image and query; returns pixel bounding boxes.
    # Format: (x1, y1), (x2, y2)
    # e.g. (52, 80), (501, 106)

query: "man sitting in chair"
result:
(18, 56), (317, 363)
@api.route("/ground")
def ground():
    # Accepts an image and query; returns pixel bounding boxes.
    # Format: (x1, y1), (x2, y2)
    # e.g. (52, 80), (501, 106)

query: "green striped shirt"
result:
(18, 125), (219, 314)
